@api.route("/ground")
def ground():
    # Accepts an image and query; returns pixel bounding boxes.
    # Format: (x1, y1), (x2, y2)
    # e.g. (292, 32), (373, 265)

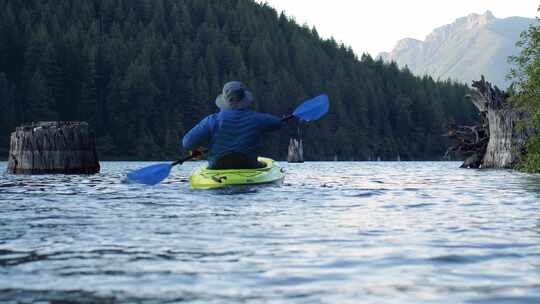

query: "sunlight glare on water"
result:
(1, 161), (540, 303)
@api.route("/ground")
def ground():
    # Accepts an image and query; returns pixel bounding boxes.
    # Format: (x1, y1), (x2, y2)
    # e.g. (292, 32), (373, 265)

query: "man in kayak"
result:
(182, 81), (286, 169)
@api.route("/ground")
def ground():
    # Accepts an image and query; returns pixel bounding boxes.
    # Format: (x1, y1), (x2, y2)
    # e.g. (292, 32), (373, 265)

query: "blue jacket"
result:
(182, 109), (282, 167)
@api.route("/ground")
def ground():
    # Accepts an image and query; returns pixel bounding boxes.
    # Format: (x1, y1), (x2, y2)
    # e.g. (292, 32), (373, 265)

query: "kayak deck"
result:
(189, 157), (284, 190)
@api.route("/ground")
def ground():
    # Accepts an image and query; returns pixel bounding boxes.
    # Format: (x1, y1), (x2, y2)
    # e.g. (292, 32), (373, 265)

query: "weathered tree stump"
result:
(287, 121), (304, 163)
(470, 77), (529, 168)
(446, 76), (530, 168)
(287, 137), (304, 163)
(7, 121), (100, 174)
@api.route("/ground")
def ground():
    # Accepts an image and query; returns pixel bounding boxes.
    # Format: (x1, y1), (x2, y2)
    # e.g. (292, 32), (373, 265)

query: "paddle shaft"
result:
(281, 115), (295, 122)
(171, 149), (209, 167)
(170, 155), (195, 167)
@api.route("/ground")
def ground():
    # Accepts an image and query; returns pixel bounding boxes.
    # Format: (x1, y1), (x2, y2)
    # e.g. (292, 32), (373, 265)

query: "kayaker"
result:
(182, 81), (288, 169)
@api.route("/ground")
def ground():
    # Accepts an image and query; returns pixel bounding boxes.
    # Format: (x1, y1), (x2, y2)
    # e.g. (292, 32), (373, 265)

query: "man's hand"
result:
(190, 148), (205, 160)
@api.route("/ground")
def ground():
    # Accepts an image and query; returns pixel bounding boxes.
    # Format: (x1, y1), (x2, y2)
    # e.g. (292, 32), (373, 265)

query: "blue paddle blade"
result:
(126, 163), (172, 185)
(293, 94), (329, 122)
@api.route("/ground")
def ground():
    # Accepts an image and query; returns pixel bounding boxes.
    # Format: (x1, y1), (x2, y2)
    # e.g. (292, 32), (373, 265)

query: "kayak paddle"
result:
(126, 152), (204, 186)
(127, 94), (329, 185)
(283, 94), (330, 122)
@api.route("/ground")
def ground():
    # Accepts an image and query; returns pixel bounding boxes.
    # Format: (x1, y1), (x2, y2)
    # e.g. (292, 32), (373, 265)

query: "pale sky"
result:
(262, 0), (539, 56)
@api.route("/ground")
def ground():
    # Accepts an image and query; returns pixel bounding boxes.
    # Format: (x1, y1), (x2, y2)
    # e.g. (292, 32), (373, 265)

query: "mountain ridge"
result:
(379, 11), (534, 88)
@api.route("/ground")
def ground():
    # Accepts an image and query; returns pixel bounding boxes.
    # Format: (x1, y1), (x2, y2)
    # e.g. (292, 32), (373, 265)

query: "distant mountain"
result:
(379, 11), (534, 88)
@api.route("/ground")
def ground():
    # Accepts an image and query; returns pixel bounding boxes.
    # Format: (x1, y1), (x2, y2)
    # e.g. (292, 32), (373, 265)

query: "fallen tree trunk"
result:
(7, 121), (100, 174)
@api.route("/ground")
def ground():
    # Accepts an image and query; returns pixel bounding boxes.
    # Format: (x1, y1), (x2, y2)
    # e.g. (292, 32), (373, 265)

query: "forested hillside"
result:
(0, 0), (477, 160)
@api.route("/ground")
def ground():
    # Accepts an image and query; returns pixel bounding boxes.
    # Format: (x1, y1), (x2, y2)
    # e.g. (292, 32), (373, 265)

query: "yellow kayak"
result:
(189, 157), (284, 189)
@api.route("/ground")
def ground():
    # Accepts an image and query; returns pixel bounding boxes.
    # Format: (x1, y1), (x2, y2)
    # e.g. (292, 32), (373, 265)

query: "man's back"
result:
(183, 109), (282, 168)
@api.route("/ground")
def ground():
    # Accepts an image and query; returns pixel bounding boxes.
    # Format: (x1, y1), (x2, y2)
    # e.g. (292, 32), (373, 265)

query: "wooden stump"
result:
(287, 121), (304, 163)
(287, 137), (304, 163)
(446, 76), (530, 169)
(470, 77), (529, 168)
(7, 121), (100, 174)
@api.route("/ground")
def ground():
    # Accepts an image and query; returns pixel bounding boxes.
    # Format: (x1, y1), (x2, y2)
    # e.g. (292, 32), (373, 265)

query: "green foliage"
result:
(0, 0), (476, 160)
(509, 6), (540, 172)
(517, 135), (540, 172)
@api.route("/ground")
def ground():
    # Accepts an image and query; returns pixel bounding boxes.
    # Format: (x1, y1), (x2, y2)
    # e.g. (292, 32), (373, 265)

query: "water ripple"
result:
(1, 161), (540, 303)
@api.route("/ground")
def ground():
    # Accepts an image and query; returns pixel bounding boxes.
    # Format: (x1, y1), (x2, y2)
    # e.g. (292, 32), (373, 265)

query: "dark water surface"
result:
(1, 161), (540, 303)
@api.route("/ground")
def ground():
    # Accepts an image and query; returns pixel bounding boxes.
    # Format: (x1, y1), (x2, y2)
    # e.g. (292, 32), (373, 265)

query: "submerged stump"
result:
(287, 120), (304, 163)
(7, 121), (100, 174)
(287, 137), (304, 163)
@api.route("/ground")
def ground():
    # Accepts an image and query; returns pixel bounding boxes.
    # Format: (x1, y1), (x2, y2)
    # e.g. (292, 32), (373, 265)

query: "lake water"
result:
(1, 161), (540, 303)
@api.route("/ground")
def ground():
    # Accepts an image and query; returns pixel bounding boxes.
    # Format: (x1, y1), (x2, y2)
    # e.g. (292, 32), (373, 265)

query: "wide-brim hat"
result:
(215, 81), (254, 110)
